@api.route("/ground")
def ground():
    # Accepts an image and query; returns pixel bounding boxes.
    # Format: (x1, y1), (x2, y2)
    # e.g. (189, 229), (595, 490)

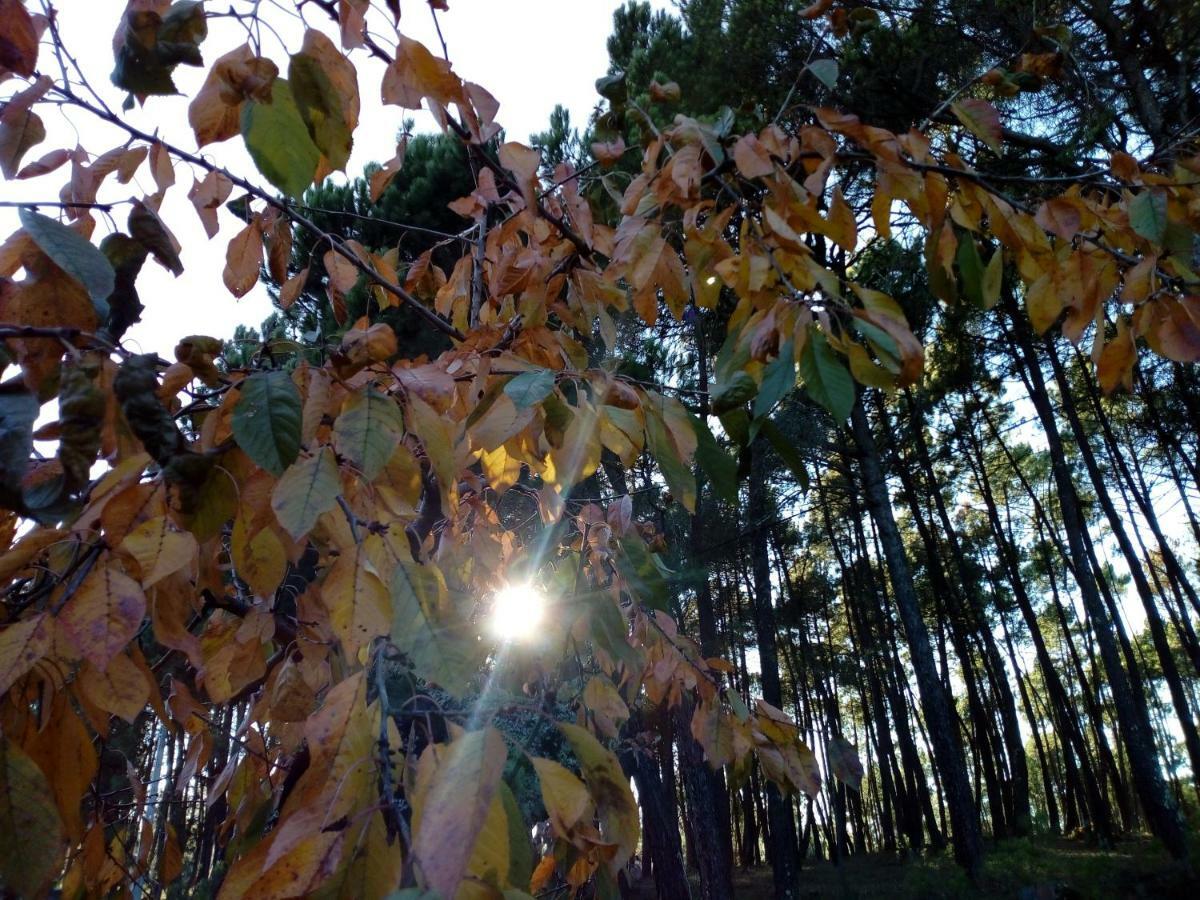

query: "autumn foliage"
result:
(0, 1), (1197, 898)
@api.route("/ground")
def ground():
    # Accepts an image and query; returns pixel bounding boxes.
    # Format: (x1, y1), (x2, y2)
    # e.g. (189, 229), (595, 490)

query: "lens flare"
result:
(491, 582), (547, 641)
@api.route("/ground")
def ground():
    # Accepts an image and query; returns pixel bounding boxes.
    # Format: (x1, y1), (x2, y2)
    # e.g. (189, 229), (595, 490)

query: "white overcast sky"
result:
(3, 0), (673, 354)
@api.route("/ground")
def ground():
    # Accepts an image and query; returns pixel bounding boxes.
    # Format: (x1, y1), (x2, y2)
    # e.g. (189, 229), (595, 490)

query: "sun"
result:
(491, 582), (547, 641)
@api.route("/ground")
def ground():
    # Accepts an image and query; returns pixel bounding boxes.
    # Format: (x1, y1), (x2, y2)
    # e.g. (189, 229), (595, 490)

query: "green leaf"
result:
(503, 369), (556, 409)
(100, 234), (149, 342)
(111, 0), (207, 96)
(752, 340), (795, 421)
(761, 418), (809, 493)
(19, 208), (115, 320)
(0, 737), (67, 899)
(643, 403), (696, 512)
(241, 79), (320, 199)
(232, 371), (302, 477)
(807, 59), (839, 89)
(500, 783), (533, 892)
(955, 233), (985, 307)
(1129, 190), (1168, 244)
(692, 414), (738, 504)
(270, 446), (340, 539)
(289, 51), (353, 170)
(595, 71), (627, 104)
(711, 370), (757, 415)
(333, 388), (404, 481)
(981, 247), (1003, 309)
(849, 318), (899, 371)
(0, 384), (37, 512)
(725, 687), (750, 722)
(799, 328), (854, 422)
(616, 537), (669, 612)
(390, 561), (478, 695)
(577, 586), (639, 671)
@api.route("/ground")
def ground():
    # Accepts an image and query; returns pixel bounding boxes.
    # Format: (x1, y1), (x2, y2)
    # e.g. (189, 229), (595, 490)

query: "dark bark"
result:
(849, 396), (985, 879)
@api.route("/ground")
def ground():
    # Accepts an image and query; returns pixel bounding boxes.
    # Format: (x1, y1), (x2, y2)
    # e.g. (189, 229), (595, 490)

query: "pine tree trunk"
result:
(1002, 300), (1188, 861)
(849, 396), (985, 879)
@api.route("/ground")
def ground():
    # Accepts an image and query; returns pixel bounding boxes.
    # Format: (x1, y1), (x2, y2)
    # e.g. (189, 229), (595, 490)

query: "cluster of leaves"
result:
(0, 0), (1196, 897)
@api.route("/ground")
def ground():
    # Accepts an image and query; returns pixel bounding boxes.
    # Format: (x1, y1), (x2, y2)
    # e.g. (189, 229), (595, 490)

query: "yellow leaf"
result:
(583, 677), (629, 739)
(77, 653), (149, 723)
(119, 516), (197, 588)
(58, 560), (146, 671)
(322, 548), (391, 655)
(531, 757), (594, 836)
(411, 728), (508, 898)
(560, 723), (639, 873)
(0, 613), (51, 696)
(22, 694), (97, 842)
(826, 186), (857, 251)
(1097, 317), (1136, 394)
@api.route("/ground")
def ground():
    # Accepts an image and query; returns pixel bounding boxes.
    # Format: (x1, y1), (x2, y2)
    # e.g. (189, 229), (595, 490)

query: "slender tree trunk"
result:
(849, 396), (985, 879)
(747, 437), (801, 898)
(1002, 300), (1188, 861)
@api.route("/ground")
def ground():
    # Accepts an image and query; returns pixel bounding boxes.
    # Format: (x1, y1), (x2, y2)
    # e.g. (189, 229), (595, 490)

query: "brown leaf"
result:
(381, 34), (462, 110)
(189, 46), (278, 147)
(799, 0), (833, 18)
(223, 218), (264, 297)
(591, 136), (626, 167)
(951, 98), (1003, 154)
(0, 0), (39, 77)
(188, 170), (234, 238)
(826, 735), (864, 790)
(149, 141), (174, 194)
(338, 0), (368, 48)
(733, 134), (774, 179)
(1034, 197), (1081, 243)
(15, 147), (69, 179)
(279, 266), (308, 309)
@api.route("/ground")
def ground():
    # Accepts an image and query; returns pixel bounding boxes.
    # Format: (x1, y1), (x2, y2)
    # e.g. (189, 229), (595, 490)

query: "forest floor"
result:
(639, 836), (1200, 898)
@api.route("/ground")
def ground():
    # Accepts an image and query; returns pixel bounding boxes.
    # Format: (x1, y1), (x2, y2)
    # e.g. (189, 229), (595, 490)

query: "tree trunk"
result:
(849, 396), (985, 879)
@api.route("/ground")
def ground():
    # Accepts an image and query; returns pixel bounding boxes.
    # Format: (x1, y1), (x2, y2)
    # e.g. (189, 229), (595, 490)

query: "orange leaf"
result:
(1097, 317), (1135, 394)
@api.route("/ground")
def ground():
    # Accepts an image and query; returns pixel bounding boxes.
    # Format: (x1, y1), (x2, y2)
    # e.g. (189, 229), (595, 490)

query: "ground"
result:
(636, 836), (1199, 898)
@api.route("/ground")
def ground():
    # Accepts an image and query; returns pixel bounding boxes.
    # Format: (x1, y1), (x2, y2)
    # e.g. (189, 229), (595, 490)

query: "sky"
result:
(3, 0), (673, 354)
